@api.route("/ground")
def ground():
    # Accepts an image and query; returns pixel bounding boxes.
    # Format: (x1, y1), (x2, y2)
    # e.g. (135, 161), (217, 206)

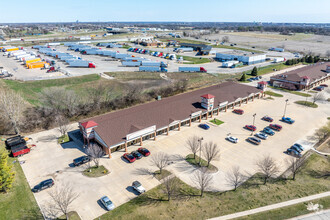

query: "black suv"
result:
(73, 155), (91, 166)
(32, 179), (54, 193)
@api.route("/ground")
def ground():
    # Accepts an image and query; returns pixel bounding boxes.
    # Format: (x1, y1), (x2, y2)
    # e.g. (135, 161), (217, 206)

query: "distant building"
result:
(216, 52), (266, 65)
(179, 43), (212, 55)
(105, 27), (129, 34)
(270, 63), (330, 90)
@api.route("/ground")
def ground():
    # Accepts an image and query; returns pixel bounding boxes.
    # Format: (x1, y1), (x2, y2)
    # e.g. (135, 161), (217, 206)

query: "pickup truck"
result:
(132, 181), (146, 194)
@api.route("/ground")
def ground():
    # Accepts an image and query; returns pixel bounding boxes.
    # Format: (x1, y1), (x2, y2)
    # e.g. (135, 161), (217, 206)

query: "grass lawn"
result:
(0, 142), (42, 219)
(210, 119), (224, 125)
(237, 197), (330, 220)
(180, 56), (211, 64)
(154, 169), (172, 181)
(264, 91), (284, 97)
(185, 154), (218, 172)
(58, 211), (81, 220)
(213, 45), (263, 53)
(2, 74), (101, 105)
(294, 101), (318, 108)
(83, 165), (109, 178)
(57, 134), (70, 144)
(98, 153), (329, 220)
(269, 86), (311, 97)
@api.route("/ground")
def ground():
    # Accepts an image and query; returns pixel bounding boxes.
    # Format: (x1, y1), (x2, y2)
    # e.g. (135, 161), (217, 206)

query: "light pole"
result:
(252, 113), (256, 136)
(198, 137), (204, 166)
(283, 99), (289, 117)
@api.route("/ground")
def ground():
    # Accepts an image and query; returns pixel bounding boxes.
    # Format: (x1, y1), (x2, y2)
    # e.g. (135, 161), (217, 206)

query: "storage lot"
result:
(19, 81), (329, 220)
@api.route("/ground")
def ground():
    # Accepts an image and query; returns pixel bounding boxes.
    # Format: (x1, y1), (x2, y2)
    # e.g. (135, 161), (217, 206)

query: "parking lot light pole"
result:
(252, 113), (256, 136)
(283, 99), (289, 117)
(198, 137), (204, 166)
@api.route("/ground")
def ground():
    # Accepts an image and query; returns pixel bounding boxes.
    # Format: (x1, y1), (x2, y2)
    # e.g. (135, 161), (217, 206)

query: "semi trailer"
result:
(178, 67), (207, 72)
(68, 60), (96, 68)
(139, 66), (167, 72)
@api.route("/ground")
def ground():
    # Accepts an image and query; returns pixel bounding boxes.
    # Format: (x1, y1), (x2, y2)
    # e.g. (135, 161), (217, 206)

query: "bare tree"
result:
(202, 141), (220, 167)
(0, 89), (26, 134)
(226, 166), (245, 191)
(150, 152), (170, 174)
(312, 122), (330, 143)
(286, 157), (305, 180)
(48, 183), (79, 219)
(55, 115), (70, 138)
(222, 36), (229, 43)
(162, 176), (178, 201)
(312, 93), (325, 104)
(86, 144), (104, 167)
(191, 167), (213, 196)
(255, 155), (280, 185)
(186, 135), (200, 159)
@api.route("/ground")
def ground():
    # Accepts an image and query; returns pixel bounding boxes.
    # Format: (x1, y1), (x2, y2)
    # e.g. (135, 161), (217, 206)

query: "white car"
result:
(100, 196), (115, 211)
(226, 136), (238, 143)
(132, 181), (146, 194)
(255, 132), (268, 140)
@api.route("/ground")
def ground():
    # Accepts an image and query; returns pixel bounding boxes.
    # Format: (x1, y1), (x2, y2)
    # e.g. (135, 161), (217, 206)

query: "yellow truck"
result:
(6, 47), (19, 52)
(27, 61), (48, 69)
(24, 58), (41, 65)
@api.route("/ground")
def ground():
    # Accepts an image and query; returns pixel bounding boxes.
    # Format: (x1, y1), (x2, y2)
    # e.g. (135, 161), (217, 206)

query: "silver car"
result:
(255, 132), (268, 140)
(100, 196), (115, 211)
(226, 135), (238, 143)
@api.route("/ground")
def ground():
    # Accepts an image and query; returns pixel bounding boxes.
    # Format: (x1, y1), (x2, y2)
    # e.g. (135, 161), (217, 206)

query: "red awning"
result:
(81, 120), (98, 129)
(201, 94), (215, 99)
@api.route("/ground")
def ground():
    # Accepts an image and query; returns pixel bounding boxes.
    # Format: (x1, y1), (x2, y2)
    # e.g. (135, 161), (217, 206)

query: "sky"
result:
(1, 0), (329, 23)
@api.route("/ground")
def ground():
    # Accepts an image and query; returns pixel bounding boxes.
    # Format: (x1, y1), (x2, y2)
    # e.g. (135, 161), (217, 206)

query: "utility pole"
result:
(283, 99), (289, 117)
(198, 137), (204, 166)
(252, 113), (256, 136)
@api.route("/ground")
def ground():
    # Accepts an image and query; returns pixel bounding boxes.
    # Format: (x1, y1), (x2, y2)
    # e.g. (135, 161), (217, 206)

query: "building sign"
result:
(219, 101), (228, 107)
(191, 111), (202, 117)
(126, 125), (156, 141)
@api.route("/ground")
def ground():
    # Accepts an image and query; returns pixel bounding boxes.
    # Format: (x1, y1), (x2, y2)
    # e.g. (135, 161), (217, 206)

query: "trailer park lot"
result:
(0, 43), (296, 81)
(19, 80), (330, 220)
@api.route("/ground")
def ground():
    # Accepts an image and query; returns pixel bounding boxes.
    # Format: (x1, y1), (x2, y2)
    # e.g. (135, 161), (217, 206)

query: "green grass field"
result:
(185, 154), (218, 172)
(210, 118), (224, 125)
(158, 38), (211, 45)
(98, 153), (329, 220)
(269, 86), (311, 97)
(264, 91), (284, 97)
(0, 142), (42, 219)
(83, 165), (109, 178)
(295, 101), (318, 108)
(180, 56), (211, 64)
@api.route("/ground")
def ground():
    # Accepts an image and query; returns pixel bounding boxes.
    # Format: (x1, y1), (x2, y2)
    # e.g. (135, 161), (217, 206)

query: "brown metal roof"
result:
(81, 81), (260, 147)
(271, 62), (329, 83)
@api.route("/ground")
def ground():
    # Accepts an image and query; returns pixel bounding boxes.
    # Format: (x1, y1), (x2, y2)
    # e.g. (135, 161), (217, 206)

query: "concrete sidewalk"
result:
(209, 191), (330, 220)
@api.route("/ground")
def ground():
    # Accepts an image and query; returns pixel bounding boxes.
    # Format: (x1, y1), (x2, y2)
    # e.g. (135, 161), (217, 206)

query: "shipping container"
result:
(24, 58), (41, 65)
(6, 47), (19, 52)
(115, 53), (130, 59)
(141, 61), (168, 67)
(139, 66), (167, 72)
(27, 62), (48, 69)
(68, 60), (95, 68)
(20, 55), (36, 62)
(121, 61), (141, 67)
(178, 67), (207, 72)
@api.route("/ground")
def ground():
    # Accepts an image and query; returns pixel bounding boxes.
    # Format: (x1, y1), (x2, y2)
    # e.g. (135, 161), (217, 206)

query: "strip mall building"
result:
(79, 82), (262, 158)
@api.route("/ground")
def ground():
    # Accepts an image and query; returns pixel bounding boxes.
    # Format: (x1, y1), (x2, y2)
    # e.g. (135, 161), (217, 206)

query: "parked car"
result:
(32, 179), (54, 193)
(138, 147), (150, 157)
(281, 117), (295, 124)
(123, 153), (136, 163)
(247, 137), (261, 145)
(262, 116), (273, 122)
(319, 84), (328, 87)
(245, 125), (257, 131)
(199, 124), (210, 130)
(132, 181), (146, 194)
(313, 86), (324, 91)
(132, 151), (143, 159)
(293, 143), (304, 151)
(269, 124), (282, 131)
(100, 196), (115, 211)
(226, 136), (238, 143)
(233, 109), (244, 115)
(290, 145), (303, 153)
(73, 155), (91, 166)
(284, 148), (302, 158)
(263, 127), (275, 136)
(255, 132), (268, 140)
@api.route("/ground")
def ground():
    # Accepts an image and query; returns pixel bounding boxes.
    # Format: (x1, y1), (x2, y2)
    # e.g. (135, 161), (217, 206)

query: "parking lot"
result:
(19, 80), (329, 220)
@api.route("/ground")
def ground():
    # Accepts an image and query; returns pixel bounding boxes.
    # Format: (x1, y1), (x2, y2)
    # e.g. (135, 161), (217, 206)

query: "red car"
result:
(138, 147), (150, 157)
(233, 109), (244, 115)
(269, 124), (282, 131)
(123, 153), (136, 163)
(245, 125), (256, 131)
(262, 116), (273, 122)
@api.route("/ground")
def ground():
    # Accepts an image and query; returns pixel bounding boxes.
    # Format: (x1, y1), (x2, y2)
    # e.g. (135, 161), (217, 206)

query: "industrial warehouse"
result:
(79, 82), (262, 158)
(216, 51), (267, 65)
(270, 62), (330, 90)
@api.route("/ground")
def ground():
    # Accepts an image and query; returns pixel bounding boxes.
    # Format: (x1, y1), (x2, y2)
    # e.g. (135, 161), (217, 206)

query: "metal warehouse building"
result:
(216, 52), (266, 65)
(79, 82), (262, 158)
